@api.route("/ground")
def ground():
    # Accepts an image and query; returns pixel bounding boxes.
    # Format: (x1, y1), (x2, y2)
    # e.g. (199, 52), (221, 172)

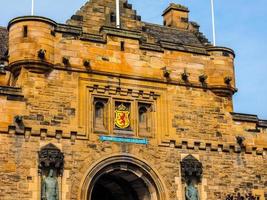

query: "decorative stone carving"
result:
(161, 67), (171, 79)
(181, 155), (202, 200)
(224, 76), (232, 85)
(14, 115), (25, 133)
(181, 70), (189, 82)
(62, 56), (70, 66)
(199, 74), (208, 85)
(83, 59), (90, 68)
(236, 136), (245, 147)
(39, 144), (63, 200)
(38, 143), (64, 176)
(38, 49), (46, 59)
(180, 155), (203, 184)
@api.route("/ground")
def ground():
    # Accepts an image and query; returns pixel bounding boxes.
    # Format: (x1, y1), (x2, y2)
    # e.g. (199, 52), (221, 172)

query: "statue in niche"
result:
(185, 179), (200, 200)
(38, 144), (64, 200)
(41, 169), (59, 200)
(180, 155), (203, 200)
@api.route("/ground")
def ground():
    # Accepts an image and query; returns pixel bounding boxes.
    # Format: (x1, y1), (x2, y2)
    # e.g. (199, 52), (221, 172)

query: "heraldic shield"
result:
(115, 104), (130, 129)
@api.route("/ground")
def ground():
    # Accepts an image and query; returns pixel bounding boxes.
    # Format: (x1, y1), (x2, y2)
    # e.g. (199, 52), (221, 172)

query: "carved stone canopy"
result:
(180, 155), (203, 184)
(38, 143), (64, 176)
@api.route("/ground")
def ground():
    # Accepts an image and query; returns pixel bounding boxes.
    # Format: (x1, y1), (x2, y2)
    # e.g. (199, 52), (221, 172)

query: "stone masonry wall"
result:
(0, 1), (266, 199)
(0, 134), (266, 200)
(8, 69), (264, 145)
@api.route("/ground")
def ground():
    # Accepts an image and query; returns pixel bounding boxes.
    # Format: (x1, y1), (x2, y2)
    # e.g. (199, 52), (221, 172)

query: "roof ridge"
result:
(144, 22), (191, 33)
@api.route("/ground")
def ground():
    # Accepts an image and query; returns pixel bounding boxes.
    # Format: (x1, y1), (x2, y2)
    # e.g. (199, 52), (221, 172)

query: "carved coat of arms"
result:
(115, 104), (130, 129)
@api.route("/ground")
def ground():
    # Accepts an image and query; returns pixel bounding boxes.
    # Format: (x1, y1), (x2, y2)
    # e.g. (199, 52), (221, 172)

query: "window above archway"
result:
(93, 97), (109, 133)
(138, 102), (153, 137)
(91, 94), (155, 138)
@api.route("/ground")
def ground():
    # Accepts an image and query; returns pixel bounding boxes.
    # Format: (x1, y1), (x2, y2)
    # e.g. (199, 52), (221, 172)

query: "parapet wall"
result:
(7, 16), (236, 99)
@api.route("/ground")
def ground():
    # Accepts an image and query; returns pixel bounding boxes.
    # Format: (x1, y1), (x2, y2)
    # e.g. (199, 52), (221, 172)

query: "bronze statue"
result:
(41, 169), (59, 200)
(185, 180), (199, 200)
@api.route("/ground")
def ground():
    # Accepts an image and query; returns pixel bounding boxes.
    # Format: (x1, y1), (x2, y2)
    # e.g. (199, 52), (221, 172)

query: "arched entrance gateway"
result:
(79, 155), (167, 200)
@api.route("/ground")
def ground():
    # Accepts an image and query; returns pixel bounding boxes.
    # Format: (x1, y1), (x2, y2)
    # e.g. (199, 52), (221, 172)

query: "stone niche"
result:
(180, 155), (203, 200)
(38, 143), (64, 200)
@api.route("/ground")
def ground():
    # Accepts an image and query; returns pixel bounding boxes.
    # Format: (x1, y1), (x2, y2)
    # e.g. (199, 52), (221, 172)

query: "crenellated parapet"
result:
(1, 123), (266, 157)
(6, 15), (237, 101)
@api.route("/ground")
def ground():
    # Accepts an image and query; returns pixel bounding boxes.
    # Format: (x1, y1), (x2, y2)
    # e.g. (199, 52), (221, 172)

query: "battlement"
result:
(6, 12), (236, 99)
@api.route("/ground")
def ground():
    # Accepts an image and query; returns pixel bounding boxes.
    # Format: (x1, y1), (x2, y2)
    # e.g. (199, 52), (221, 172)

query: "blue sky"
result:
(0, 0), (266, 119)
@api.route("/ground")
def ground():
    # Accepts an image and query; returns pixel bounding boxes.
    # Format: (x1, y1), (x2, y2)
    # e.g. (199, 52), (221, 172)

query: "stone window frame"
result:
(91, 94), (156, 138)
(92, 96), (110, 134)
(78, 78), (168, 141)
(137, 101), (155, 138)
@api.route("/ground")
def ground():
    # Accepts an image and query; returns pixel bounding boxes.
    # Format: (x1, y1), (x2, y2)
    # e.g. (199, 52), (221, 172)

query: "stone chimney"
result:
(162, 3), (189, 30)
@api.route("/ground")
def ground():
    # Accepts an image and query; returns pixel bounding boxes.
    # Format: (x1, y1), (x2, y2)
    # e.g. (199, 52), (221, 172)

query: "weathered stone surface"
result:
(0, 0), (266, 200)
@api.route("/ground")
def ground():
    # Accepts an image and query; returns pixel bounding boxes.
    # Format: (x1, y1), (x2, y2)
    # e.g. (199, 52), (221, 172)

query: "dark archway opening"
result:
(91, 169), (151, 200)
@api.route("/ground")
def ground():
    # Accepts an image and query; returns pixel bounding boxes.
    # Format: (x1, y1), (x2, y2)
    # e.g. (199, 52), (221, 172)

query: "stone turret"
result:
(8, 16), (56, 76)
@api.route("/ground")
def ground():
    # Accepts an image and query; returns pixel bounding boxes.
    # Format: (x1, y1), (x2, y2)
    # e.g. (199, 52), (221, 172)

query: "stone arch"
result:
(78, 154), (168, 200)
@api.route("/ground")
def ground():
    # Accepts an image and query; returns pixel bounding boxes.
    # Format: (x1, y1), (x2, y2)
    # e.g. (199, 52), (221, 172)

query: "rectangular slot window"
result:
(23, 25), (28, 37)
(120, 41), (125, 51)
(110, 12), (116, 23)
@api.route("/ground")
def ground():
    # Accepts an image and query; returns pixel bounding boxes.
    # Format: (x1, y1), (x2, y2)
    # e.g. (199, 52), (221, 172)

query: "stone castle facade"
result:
(0, 0), (266, 199)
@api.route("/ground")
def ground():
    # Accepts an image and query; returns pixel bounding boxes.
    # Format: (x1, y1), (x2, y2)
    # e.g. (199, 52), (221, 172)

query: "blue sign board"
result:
(99, 135), (148, 145)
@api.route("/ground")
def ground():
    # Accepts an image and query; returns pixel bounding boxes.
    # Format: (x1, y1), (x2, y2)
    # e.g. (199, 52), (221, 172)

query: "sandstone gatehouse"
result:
(0, 0), (266, 199)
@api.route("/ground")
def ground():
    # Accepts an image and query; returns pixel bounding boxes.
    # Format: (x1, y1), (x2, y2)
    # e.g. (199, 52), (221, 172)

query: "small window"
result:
(95, 102), (104, 126)
(181, 17), (188, 23)
(120, 41), (125, 51)
(93, 98), (108, 132)
(110, 12), (116, 23)
(139, 107), (148, 128)
(222, 52), (230, 57)
(138, 103), (153, 136)
(23, 25), (28, 37)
